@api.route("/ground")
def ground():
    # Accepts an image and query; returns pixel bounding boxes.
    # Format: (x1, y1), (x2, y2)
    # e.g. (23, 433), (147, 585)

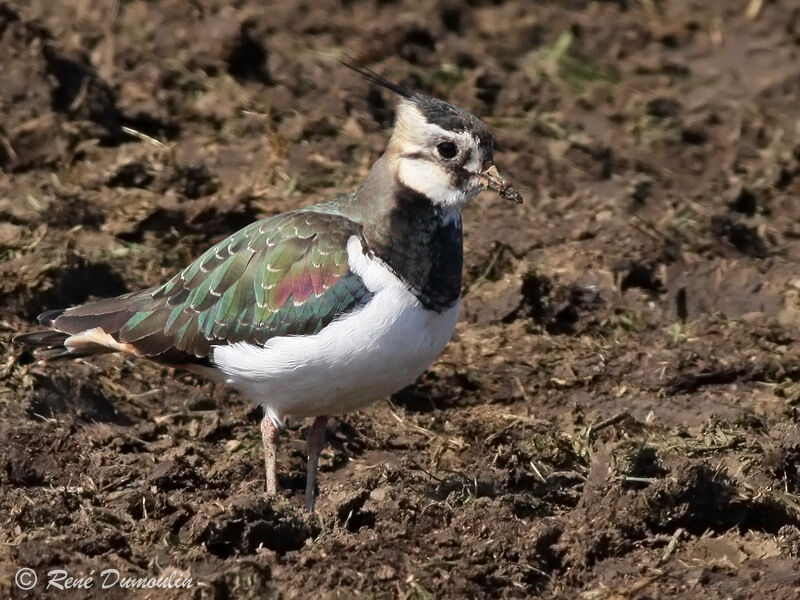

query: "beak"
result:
(481, 165), (523, 204)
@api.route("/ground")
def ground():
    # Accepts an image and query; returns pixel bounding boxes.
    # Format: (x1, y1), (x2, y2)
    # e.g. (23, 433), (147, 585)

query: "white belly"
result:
(211, 236), (460, 424)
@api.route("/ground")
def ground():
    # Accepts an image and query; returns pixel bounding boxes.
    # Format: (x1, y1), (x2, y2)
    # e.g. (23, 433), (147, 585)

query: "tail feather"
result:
(13, 329), (107, 360)
(14, 289), (157, 361)
(14, 330), (69, 347)
(38, 308), (67, 327)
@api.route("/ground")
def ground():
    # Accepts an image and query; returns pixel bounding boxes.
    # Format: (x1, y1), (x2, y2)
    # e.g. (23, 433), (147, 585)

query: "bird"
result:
(13, 62), (522, 512)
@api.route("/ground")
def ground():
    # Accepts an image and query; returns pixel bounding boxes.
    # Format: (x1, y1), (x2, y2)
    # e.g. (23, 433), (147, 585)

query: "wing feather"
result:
(35, 209), (372, 363)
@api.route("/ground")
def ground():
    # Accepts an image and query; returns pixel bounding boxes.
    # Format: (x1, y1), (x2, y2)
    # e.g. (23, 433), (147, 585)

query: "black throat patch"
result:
(362, 183), (463, 312)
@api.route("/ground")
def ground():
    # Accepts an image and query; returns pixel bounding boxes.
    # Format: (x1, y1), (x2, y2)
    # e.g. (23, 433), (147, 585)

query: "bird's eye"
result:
(436, 141), (458, 159)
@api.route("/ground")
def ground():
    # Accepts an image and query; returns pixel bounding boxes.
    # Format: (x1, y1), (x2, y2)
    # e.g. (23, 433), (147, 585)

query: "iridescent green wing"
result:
(49, 209), (372, 363)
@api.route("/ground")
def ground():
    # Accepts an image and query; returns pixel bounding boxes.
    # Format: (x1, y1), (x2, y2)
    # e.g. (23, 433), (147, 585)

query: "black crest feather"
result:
(339, 57), (413, 99)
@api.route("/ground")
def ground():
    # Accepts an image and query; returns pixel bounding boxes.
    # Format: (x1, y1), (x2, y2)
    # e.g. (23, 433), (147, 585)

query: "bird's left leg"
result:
(305, 415), (328, 513)
(260, 413), (280, 496)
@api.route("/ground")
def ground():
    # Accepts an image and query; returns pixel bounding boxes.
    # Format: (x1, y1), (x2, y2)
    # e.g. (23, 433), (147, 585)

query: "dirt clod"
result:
(2, 1), (800, 598)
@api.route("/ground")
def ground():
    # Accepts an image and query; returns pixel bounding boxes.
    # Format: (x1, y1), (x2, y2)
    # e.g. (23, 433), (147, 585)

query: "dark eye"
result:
(436, 141), (458, 159)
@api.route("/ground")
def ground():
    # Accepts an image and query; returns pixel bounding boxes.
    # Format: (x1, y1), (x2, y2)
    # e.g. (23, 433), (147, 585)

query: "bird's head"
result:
(345, 62), (522, 213)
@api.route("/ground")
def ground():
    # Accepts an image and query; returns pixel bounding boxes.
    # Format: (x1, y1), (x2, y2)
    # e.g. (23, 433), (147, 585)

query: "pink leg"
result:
(305, 416), (328, 512)
(260, 414), (280, 496)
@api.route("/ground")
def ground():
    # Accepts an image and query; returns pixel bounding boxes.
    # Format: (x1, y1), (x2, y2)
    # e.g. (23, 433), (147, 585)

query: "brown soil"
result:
(2, 0), (800, 598)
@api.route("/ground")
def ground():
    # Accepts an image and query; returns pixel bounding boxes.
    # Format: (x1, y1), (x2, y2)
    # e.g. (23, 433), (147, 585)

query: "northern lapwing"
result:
(14, 63), (522, 512)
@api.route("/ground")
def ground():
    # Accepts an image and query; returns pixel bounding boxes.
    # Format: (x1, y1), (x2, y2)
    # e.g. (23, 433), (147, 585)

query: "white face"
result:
(389, 102), (492, 218)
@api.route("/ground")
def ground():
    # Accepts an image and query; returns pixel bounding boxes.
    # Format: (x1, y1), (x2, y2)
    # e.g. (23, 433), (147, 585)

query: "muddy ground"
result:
(1, 0), (800, 598)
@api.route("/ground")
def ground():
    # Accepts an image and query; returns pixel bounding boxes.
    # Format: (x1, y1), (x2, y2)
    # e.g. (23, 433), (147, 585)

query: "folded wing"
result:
(17, 210), (373, 365)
